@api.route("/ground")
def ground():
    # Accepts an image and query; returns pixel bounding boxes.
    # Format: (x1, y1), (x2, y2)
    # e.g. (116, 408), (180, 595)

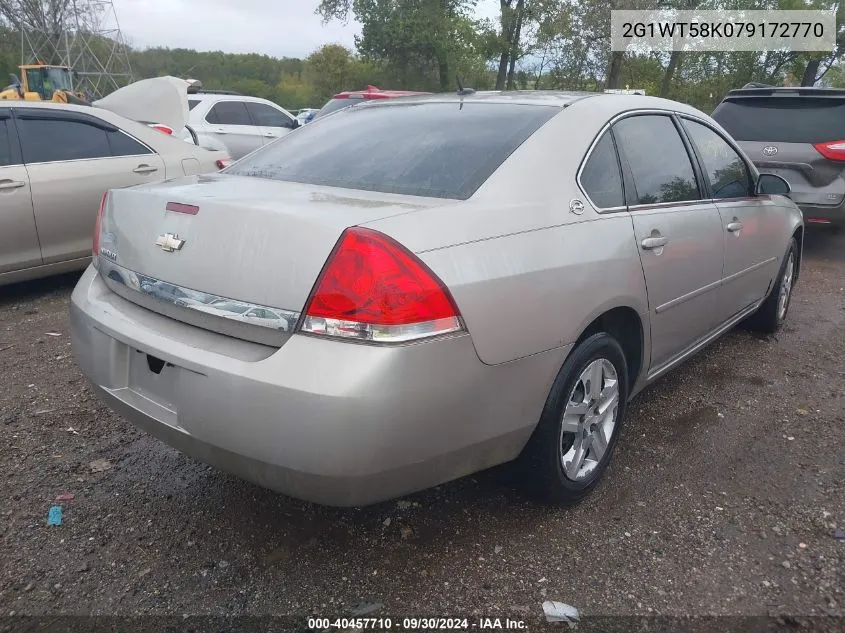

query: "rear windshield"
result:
(227, 102), (558, 199)
(713, 97), (845, 143)
(312, 97), (360, 120)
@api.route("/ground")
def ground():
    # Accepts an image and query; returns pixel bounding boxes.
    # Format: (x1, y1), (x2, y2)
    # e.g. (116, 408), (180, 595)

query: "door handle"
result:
(726, 221), (743, 233)
(133, 165), (158, 175)
(641, 236), (668, 250)
(0, 180), (26, 191)
(214, 129), (228, 134)
(263, 133), (277, 138)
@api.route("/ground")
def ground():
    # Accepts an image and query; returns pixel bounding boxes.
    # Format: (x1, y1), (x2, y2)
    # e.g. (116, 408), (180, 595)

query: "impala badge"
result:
(155, 233), (185, 253)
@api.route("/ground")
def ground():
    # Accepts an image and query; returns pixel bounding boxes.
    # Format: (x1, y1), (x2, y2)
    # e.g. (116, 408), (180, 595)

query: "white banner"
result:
(611, 10), (835, 52)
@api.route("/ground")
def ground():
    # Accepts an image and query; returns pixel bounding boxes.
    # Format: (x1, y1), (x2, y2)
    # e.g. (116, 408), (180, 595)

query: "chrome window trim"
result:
(576, 108), (711, 214)
(97, 259), (301, 335)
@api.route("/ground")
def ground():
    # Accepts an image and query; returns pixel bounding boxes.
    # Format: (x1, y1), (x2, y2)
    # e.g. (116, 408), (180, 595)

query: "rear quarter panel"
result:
(367, 98), (650, 367)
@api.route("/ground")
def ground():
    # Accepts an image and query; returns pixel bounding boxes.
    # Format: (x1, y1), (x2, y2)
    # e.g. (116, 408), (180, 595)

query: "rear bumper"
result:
(70, 266), (566, 506)
(796, 204), (845, 226)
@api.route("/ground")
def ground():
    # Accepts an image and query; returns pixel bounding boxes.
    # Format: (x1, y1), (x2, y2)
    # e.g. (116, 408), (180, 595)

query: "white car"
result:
(184, 91), (298, 160)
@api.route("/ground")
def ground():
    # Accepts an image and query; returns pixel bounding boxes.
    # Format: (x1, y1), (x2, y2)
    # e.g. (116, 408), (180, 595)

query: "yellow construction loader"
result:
(0, 64), (90, 104)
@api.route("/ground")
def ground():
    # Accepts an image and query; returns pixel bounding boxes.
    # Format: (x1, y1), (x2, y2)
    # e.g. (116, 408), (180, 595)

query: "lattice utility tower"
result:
(17, 0), (134, 98)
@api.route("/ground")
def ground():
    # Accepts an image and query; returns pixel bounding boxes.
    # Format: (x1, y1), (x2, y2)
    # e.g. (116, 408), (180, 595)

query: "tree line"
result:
(2, 0), (845, 113)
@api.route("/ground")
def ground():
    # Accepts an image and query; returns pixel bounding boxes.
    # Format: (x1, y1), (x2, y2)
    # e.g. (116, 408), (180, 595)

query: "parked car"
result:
(70, 91), (802, 507)
(712, 85), (845, 227)
(295, 108), (319, 126)
(184, 91), (298, 160)
(0, 100), (229, 286)
(310, 85), (431, 122)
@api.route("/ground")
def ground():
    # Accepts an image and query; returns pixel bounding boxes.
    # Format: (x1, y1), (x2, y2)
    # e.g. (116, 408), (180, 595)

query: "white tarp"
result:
(93, 76), (190, 131)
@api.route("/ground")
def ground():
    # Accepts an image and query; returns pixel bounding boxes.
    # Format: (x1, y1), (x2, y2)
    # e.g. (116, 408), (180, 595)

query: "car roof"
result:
(0, 100), (119, 118)
(338, 89), (704, 114)
(332, 85), (432, 99)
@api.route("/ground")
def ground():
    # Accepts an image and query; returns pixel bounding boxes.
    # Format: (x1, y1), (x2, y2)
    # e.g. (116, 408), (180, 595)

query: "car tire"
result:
(521, 332), (629, 506)
(745, 237), (798, 334)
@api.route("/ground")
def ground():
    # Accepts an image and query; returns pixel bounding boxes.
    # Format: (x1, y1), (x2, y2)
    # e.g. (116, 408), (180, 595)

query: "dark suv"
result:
(712, 86), (845, 227)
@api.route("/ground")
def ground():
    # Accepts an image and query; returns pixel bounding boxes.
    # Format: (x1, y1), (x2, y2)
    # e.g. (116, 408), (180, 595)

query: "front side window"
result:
(227, 102), (558, 200)
(683, 119), (751, 199)
(613, 115), (700, 205)
(206, 101), (252, 126)
(580, 131), (624, 209)
(18, 117), (112, 163)
(246, 102), (293, 128)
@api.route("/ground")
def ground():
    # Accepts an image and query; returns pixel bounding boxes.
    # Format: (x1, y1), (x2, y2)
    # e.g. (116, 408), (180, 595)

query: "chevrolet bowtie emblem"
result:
(155, 233), (185, 252)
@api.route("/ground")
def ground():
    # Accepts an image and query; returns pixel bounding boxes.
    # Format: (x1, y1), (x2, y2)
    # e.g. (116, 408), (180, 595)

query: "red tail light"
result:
(813, 140), (845, 161)
(216, 158), (232, 169)
(300, 227), (463, 343)
(92, 191), (108, 266)
(149, 124), (174, 135)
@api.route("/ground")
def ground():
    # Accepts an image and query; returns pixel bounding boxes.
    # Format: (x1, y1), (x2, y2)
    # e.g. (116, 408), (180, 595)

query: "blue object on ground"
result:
(47, 505), (63, 526)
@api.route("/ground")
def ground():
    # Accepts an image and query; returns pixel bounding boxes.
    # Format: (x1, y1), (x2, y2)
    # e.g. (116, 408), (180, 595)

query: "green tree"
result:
(317, 0), (486, 91)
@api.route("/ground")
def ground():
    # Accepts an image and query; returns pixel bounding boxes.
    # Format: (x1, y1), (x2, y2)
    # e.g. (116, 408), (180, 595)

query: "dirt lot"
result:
(0, 229), (843, 629)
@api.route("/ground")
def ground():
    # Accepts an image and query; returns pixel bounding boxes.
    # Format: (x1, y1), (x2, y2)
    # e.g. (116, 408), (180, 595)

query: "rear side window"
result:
(18, 118), (112, 163)
(0, 119), (13, 166)
(188, 100), (200, 111)
(246, 102), (293, 128)
(580, 132), (624, 208)
(613, 115), (700, 205)
(683, 119), (750, 199)
(228, 102), (558, 200)
(107, 130), (152, 156)
(713, 98), (845, 144)
(206, 101), (252, 126)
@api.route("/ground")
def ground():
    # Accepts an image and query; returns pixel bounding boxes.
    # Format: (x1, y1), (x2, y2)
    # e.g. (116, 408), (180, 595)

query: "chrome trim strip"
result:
(629, 199), (707, 212)
(647, 300), (761, 382)
(722, 257), (777, 286)
(654, 277), (722, 314)
(98, 259), (301, 333)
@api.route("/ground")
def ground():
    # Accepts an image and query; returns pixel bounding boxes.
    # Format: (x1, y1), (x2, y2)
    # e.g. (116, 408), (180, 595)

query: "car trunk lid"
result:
(97, 174), (441, 346)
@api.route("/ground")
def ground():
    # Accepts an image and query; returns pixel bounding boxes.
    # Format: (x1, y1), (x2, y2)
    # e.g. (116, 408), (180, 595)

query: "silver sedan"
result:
(69, 91), (803, 507)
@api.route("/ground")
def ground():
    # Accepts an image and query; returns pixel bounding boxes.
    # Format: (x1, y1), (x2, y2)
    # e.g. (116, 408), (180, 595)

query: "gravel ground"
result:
(0, 229), (843, 629)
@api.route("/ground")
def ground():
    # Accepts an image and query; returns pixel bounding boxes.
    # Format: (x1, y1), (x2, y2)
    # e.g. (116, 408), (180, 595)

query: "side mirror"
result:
(756, 173), (791, 196)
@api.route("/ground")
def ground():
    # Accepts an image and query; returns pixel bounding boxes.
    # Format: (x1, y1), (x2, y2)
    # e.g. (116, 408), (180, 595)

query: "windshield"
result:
(25, 67), (72, 99)
(312, 97), (361, 120)
(713, 97), (845, 144)
(228, 101), (559, 200)
(46, 68), (73, 91)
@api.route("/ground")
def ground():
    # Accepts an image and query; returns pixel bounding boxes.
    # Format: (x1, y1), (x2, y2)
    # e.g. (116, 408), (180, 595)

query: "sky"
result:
(114, 0), (501, 59)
